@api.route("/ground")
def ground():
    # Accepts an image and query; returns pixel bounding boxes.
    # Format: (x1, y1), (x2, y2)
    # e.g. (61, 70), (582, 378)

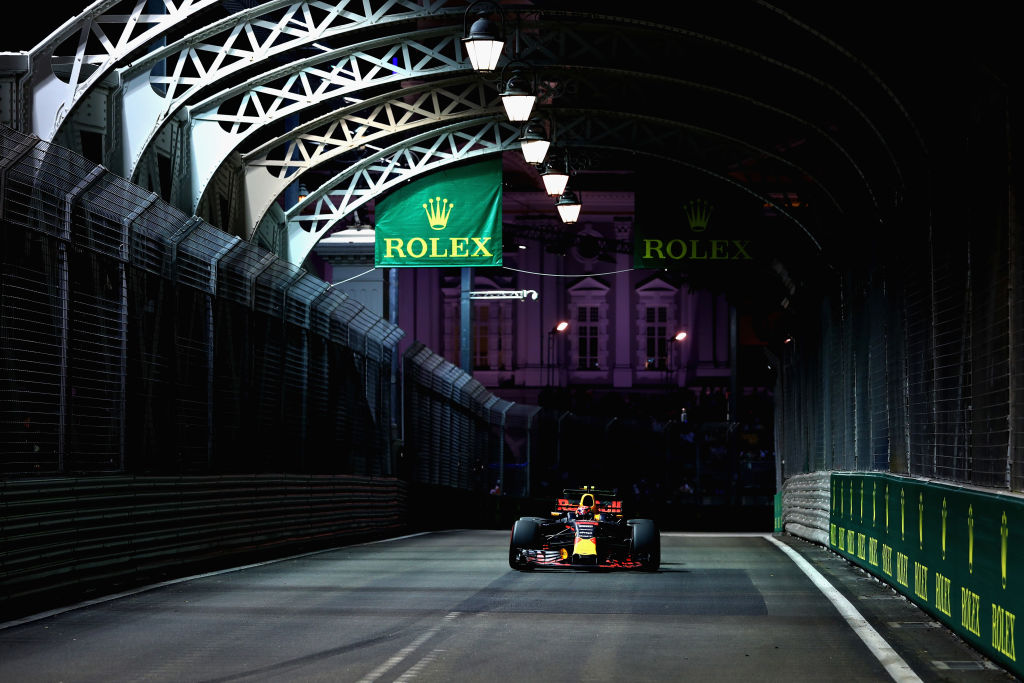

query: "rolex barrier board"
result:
(829, 472), (1020, 675)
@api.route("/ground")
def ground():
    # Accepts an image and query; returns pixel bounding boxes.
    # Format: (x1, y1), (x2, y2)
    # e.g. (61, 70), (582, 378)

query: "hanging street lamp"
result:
(518, 120), (550, 165)
(500, 71), (536, 122)
(540, 158), (569, 197)
(556, 190), (582, 224)
(463, 1), (504, 73)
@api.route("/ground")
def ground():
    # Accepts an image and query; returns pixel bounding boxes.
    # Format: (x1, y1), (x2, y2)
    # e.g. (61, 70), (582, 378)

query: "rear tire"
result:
(630, 518), (660, 571)
(509, 518), (541, 570)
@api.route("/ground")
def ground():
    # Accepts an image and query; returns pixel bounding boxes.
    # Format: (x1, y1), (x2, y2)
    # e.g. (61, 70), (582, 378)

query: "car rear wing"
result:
(554, 487), (623, 516)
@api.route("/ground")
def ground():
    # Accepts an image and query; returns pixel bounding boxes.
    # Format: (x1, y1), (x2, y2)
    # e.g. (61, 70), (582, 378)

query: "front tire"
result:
(630, 518), (660, 571)
(509, 518), (541, 570)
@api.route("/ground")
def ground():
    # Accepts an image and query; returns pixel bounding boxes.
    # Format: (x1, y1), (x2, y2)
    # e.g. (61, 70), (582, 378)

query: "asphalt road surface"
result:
(0, 531), (1015, 682)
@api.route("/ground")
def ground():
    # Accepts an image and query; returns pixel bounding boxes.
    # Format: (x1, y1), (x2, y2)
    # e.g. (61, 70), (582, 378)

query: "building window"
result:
(644, 305), (669, 369)
(577, 306), (600, 369)
(567, 277), (610, 374)
(635, 277), (679, 372)
(469, 301), (513, 370)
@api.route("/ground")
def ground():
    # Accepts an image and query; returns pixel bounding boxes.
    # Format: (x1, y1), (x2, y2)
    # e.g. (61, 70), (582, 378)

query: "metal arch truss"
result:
(26, 0), (219, 141)
(31, 4), (903, 218)
(241, 78), (500, 236)
(189, 26), (468, 211)
(157, 8), (880, 216)
(114, 0), (456, 178)
(277, 109), (827, 266)
(285, 117), (521, 266)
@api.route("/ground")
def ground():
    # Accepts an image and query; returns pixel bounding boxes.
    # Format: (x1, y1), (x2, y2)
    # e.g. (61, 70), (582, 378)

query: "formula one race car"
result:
(508, 486), (660, 571)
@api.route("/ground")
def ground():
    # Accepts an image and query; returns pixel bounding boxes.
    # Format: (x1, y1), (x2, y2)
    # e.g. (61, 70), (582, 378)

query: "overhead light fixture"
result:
(500, 71), (536, 122)
(540, 160), (569, 197)
(555, 190), (582, 225)
(518, 121), (550, 165)
(297, 183), (309, 202)
(673, 331), (688, 342)
(462, 1), (504, 73)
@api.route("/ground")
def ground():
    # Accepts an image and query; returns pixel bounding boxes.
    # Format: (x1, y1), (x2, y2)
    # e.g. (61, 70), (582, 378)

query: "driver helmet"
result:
(575, 493), (596, 519)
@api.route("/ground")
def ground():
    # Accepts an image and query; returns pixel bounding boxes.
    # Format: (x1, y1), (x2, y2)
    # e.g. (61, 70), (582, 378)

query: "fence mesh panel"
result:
(777, 84), (1022, 492)
(0, 125), (404, 479)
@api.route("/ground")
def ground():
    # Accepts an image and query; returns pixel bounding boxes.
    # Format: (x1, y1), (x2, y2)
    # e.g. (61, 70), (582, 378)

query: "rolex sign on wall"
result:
(633, 196), (754, 269)
(374, 158), (503, 268)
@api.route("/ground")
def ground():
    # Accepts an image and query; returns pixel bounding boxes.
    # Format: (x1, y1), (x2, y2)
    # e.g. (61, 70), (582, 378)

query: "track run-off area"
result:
(0, 531), (1015, 682)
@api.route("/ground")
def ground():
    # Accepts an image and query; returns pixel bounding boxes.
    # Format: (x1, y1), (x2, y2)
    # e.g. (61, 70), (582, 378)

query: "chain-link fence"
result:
(403, 341), (526, 495)
(0, 124), (403, 477)
(777, 85), (1022, 491)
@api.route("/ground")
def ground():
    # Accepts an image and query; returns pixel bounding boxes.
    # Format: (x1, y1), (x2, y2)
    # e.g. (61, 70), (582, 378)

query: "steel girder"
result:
(138, 9), (905, 207)
(20, 2), (920, 278)
(241, 77), (501, 238)
(116, 0), (455, 180)
(22, 0), (219, 141)
(240, 66), (861, 234)
(189, 26), (469, 214)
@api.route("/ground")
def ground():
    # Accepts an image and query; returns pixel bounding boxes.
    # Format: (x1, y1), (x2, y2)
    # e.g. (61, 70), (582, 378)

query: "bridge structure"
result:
(1, 2), (1022, 676)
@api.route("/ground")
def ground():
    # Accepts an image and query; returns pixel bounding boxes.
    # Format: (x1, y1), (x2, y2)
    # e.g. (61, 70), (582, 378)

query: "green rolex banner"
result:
(632, 171), (758, 270)
(374, 158), (503, 267)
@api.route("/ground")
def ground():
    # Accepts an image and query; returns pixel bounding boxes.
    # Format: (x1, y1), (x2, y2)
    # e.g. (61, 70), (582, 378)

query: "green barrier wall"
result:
(830, 473), (1021, 675)
(774, 491), (783, 533)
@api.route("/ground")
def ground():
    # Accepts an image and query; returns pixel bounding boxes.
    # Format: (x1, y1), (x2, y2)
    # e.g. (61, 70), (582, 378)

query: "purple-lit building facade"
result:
(311, 163), (746, 412)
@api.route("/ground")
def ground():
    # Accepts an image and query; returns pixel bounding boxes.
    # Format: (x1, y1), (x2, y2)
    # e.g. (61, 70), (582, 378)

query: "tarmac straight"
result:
(0, 530), (1014, 682)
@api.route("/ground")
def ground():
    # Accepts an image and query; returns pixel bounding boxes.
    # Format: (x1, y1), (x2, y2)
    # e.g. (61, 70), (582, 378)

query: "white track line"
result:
(359, 612), (459, 683)
(766, 534), (922, 683)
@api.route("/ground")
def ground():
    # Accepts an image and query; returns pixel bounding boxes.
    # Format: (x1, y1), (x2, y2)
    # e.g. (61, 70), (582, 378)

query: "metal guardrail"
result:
(0, 474), (407, 615)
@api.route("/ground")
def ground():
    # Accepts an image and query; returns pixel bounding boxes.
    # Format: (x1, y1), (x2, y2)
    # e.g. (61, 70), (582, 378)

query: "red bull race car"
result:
(508, 487), (660, 571)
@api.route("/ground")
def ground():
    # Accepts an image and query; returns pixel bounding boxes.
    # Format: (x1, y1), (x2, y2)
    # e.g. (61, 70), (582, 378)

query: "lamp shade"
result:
(555, 190), (581, 224)
(464, 16), (503, 72)
(540, 163), (569, 197)
(518, 122), (550, 165)
(500, 74), (536, 122)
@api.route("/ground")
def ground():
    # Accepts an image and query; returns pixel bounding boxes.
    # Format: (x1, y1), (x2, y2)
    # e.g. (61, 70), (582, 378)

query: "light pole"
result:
(668, 330), (688, 383)
(546, 320), (569, 386)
